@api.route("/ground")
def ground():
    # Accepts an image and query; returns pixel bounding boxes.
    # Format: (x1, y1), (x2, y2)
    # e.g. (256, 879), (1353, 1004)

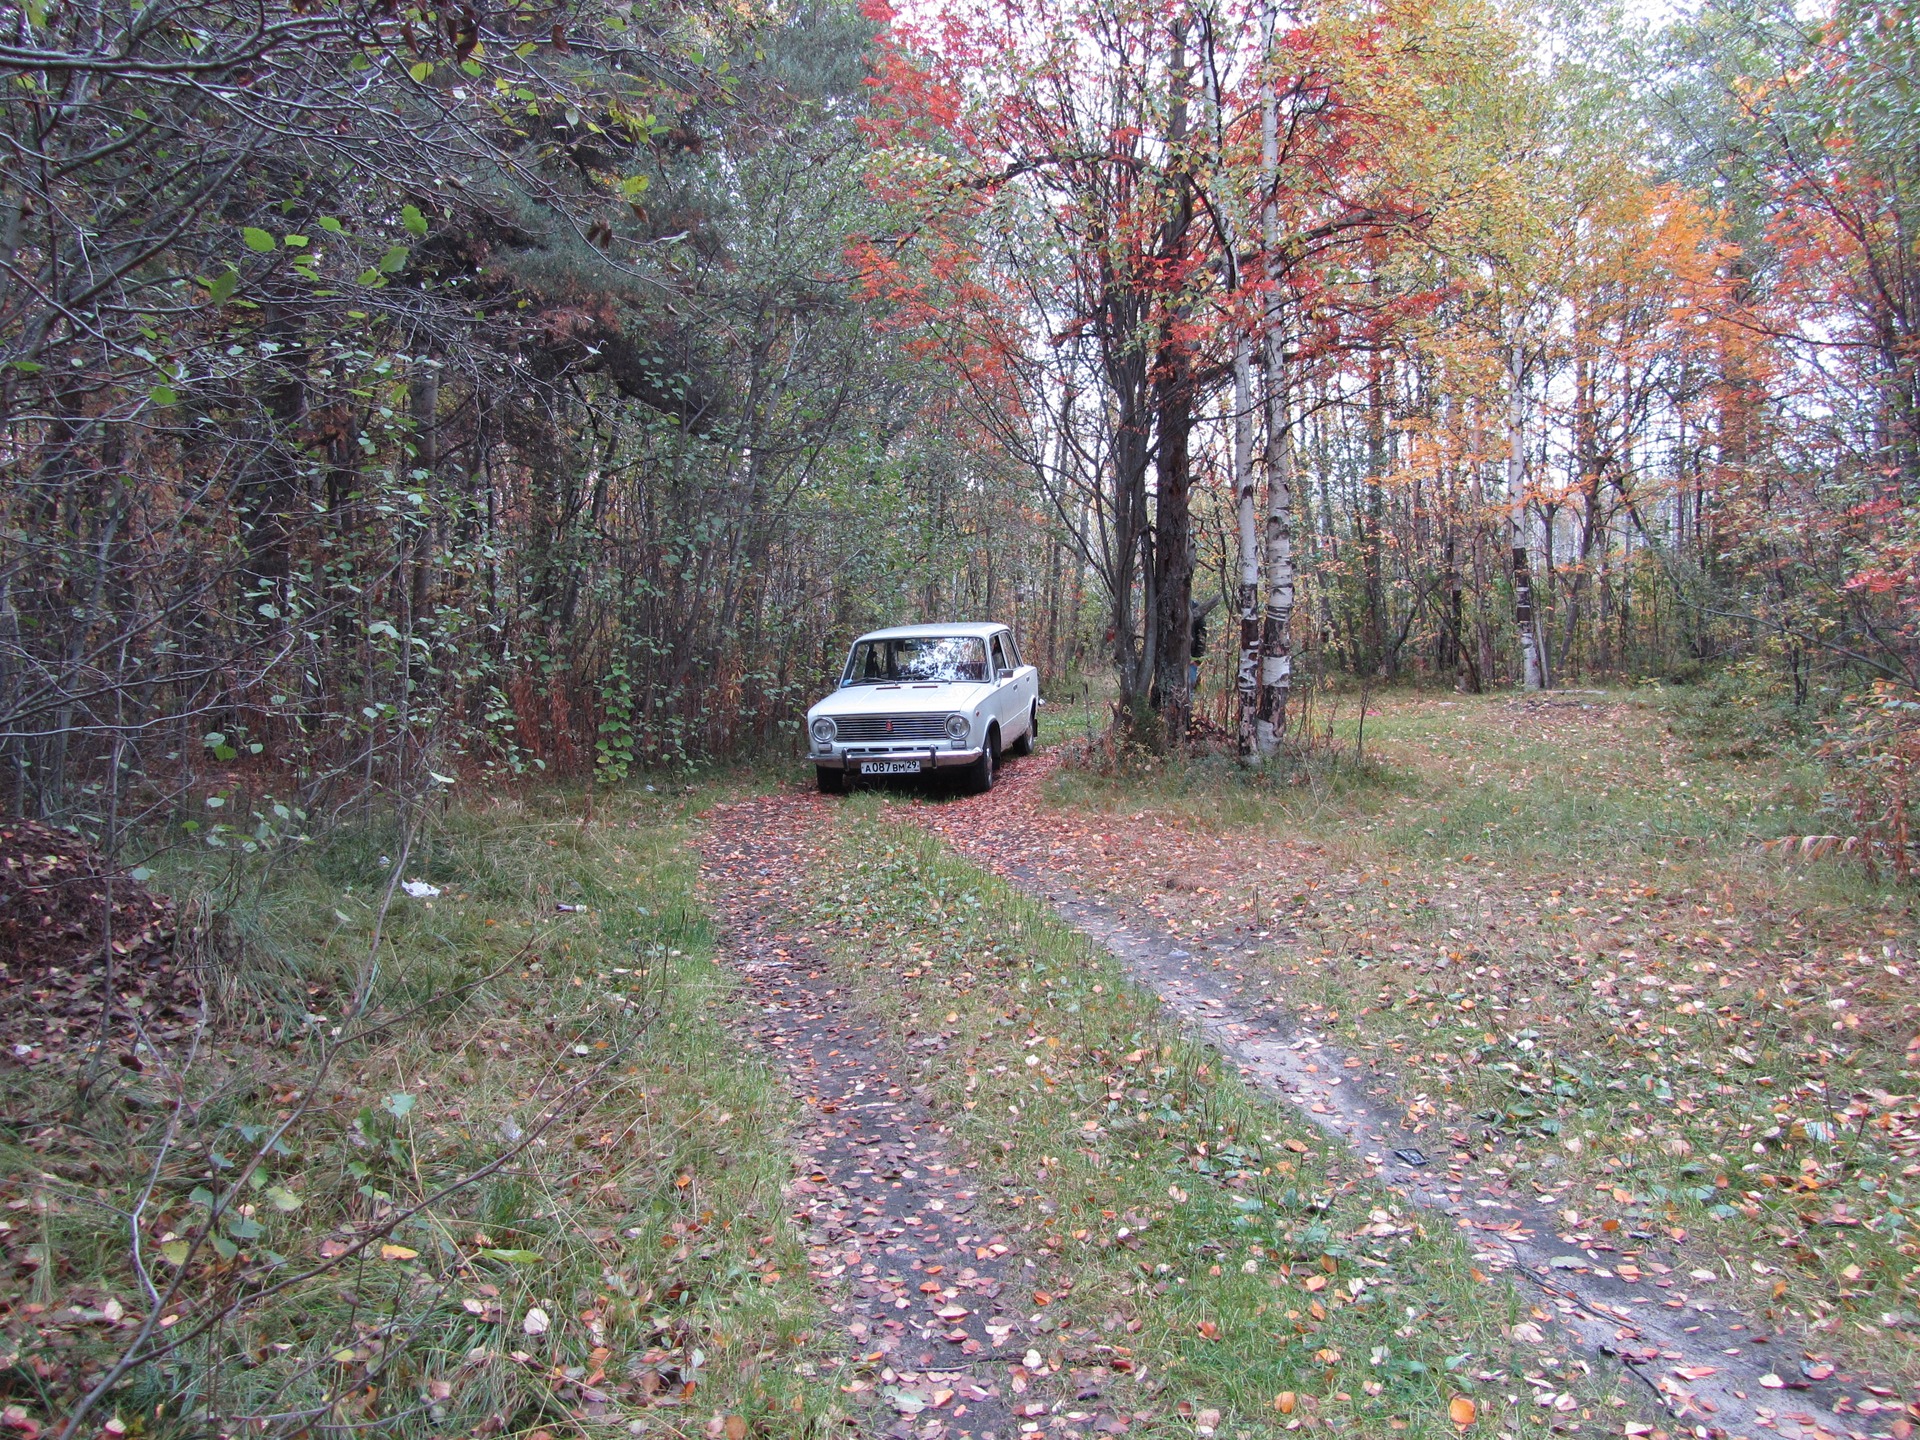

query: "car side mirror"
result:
(996, 668), (1014, 682)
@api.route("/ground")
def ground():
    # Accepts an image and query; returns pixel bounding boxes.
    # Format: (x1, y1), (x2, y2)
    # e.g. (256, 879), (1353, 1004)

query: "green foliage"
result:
(0, 0), (1076, 841)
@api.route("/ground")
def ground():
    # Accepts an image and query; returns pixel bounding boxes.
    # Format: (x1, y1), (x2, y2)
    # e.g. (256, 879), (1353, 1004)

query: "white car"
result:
(806, 623), (1042, 794)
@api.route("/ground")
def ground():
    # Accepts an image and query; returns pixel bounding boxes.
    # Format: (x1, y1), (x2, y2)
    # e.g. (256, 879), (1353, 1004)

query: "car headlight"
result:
(944, 713), (970, 742)
(810, 716), (836, 746)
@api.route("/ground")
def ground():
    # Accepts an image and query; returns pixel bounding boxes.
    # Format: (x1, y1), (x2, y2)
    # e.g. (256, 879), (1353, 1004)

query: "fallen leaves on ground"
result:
(883, 693), (1920, 1393)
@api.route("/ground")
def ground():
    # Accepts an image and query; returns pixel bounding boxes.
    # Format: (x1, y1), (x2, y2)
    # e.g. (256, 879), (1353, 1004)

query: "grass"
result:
(10, 669), (1902, 1437)
(794, 803), (1643, 1438)
(1024, 685), (1920, 1391)
(0, 782), (840, 1440)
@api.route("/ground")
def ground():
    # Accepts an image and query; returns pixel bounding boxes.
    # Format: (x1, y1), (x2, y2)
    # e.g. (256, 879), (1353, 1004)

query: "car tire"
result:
(1010, 704), (1036, 757)
(962, 730), (998, 794)
(816, 766), (847, 795)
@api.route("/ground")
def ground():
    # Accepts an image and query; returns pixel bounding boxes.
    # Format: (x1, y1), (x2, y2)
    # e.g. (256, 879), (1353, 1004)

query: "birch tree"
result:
(1508, 348), (1549, 690)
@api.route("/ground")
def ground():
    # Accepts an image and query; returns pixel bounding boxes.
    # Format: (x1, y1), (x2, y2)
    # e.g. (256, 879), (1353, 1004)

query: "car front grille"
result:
(835, 714), (950, 743)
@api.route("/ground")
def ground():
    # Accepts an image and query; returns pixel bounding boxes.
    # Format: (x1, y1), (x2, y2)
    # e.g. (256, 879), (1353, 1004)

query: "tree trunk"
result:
(1470, 460), (1495, 689)
(1253, 3), (1295, 756)
(1507, 353), (1545, 690)
(1148, 17), (1195, 747)
(1563, 342), (1600, 672)
(1257, 343), (1296, 753)
(1362, 321), (1387, 675)
(1151, 373), (1195, 742)
(1233, 338), (1261, 758)
(241, 301), (309, 620)
(1064, 495), (1089, 679)
(409, 367), (439, 630)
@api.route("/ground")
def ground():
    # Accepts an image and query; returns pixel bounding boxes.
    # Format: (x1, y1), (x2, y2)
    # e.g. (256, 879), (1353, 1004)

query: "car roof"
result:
(851, 622), (1010, 642)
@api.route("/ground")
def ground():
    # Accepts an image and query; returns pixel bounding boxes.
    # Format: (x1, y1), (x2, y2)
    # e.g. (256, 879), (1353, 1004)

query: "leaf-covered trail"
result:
(702, 800), (1064, 1439)
(886, 753), (1872, 1440)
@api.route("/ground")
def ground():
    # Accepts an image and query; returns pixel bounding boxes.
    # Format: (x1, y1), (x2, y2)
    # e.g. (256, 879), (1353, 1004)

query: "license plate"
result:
(860, 760), (923, 775)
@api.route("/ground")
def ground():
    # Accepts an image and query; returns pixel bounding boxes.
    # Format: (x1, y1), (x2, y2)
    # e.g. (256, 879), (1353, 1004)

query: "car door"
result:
(990, 630), (1034, 742)
(986, 633), (1017, 742)
(1001, 630), (1039, 734)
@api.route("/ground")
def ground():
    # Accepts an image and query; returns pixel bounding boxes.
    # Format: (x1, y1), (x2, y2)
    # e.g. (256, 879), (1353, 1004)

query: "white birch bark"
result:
(1198, 27), (1262, 760)
(1233, 338), (1260, 758)
(1254, 3), (1295, 755)
(1257, 357), (1295, 752)
(1507, 350), (1545, 691)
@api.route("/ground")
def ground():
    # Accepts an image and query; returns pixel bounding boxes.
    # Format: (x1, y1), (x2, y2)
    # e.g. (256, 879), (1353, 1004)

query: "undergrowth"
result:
(0, 784), (836, 1440)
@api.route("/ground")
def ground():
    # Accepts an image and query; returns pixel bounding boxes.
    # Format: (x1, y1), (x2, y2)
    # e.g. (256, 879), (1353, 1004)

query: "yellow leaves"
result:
(1449, 1395), (1477, 1428)
(379, 1243), (418, 1261)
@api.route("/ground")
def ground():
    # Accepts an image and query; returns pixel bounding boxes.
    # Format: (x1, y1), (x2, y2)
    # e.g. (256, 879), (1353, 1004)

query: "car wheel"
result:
(816, 766), (847, 795)
(1010, 704), (1036, 757)
(963, 730), (998, 794)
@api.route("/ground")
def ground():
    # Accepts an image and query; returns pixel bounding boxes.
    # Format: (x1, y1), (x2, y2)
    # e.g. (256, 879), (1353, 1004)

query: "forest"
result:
(2, 0), (1914, 848)
(4, 0), (1920, 1435)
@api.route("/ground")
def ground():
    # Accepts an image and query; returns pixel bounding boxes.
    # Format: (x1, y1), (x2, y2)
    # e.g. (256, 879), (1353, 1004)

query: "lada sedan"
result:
(806, 623), (1041, 794)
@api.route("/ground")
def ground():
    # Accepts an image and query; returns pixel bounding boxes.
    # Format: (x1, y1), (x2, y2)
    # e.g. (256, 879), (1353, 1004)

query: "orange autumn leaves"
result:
(845, 0), (1516, 423)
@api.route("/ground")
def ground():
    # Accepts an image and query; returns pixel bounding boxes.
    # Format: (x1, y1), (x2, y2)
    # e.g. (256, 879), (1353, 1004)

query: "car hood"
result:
(809, 682), (993, 719)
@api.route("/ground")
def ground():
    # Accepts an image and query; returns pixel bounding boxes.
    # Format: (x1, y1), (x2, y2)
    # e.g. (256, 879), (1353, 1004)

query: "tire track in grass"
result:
(703, 799), (1049, 1440)
(803, 793), (1643, 1438)
(902, 755), (1869, 1440)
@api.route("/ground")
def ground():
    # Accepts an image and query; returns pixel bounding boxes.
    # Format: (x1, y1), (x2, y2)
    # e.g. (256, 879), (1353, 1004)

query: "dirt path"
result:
(701, 799), (1081, 1440)
(894, 754), (1871, 1440)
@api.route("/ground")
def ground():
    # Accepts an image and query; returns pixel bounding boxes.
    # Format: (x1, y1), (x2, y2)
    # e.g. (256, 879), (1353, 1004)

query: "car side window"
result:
(1001, 632), (1021, 668)
(990, 635), (1008, 676)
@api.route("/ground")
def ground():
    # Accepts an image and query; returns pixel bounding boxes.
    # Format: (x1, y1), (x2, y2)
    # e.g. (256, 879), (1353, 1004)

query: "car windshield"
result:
(843, 635), (989, 685)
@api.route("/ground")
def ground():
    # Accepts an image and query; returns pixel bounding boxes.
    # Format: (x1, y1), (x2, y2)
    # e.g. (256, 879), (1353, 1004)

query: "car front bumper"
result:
(813, 746), (982, 772)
